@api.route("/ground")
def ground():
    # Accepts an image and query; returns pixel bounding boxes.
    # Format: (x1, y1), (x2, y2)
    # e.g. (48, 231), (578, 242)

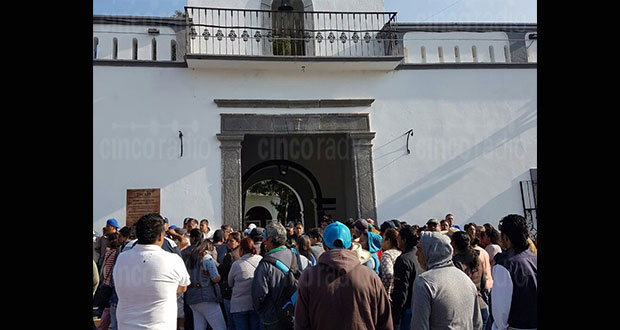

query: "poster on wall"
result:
(126, 188), (161, 227)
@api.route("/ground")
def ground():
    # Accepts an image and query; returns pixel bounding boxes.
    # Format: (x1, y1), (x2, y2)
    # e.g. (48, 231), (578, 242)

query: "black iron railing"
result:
(185, 7), (400, 57)
(520, 179), (537, 238)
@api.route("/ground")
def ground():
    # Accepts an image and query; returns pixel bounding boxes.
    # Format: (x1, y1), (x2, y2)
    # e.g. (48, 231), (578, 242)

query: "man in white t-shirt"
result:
(481, 225), (503, 266)
(199, 218), (215, 241)
(113, 213), (191, 330)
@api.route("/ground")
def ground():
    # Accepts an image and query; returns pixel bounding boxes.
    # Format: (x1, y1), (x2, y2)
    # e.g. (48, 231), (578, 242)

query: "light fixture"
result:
(278, 163), (288, 176)
(278, 0), (294, 11)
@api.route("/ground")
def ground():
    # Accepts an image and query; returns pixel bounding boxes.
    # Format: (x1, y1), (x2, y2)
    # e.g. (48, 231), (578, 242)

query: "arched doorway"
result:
(217, 114), (377, 232)
(244, 206), (273, 228)
(271, 0), (305, 56)
(243, 160), (323, 229)
(260, 0), (315, 56)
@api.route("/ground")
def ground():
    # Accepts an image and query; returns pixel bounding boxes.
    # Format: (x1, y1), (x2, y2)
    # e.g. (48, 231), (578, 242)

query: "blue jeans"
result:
(223, 299), (236, 330)
(190, 301), (227, 330)
(481, 306), (489, 330)
(399, 308), (412, 330)
(110, 303), (117, 330)
(231, 311), (262, 330)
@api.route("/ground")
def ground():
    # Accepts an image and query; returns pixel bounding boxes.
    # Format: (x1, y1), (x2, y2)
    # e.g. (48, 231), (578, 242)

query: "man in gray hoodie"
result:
(411, 231), (482, 330)
(252, 221), (311, 330)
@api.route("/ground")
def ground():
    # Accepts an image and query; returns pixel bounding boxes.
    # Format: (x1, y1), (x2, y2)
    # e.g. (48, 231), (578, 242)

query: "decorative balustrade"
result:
(184, 7), (400, 57)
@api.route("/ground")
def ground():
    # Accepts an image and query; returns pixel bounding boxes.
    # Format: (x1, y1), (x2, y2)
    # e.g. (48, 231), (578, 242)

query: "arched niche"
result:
(259, 0), (316, 56)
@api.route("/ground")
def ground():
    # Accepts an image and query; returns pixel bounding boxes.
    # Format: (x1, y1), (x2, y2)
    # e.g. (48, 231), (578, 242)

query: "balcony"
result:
(184, 6), (404, 71)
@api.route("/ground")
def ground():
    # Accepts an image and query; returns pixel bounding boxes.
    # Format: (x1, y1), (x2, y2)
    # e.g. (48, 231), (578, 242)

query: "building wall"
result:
(93, 24), (178, 61)
(403, 32), (511, 64)
(244, 193), (279, 221)
(186, 0), (385, 12)
(93, 64), (536, 231)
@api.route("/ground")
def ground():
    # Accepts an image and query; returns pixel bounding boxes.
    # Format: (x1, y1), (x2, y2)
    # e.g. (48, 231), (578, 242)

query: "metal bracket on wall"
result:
(406, 129), (414, 154)
(179, 130), (184, 158)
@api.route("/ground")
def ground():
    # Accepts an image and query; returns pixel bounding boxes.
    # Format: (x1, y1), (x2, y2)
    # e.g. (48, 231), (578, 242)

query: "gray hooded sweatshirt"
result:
(411, 232), (482, 330)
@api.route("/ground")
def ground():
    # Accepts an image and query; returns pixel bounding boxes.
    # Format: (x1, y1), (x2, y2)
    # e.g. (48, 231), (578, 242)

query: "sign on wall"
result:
(126, 188), (161, 227)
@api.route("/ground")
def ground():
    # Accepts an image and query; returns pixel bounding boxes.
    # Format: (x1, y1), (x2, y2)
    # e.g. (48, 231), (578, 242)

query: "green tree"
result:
(247, 180), (301, 223)
(172, 10), (186, 18)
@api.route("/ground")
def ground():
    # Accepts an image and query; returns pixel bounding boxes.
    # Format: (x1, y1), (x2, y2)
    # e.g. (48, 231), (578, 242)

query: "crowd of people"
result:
(93, 212), (537, 330)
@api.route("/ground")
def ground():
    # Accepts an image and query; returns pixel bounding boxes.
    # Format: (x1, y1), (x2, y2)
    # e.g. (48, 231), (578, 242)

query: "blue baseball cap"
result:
(323, 221), (352, 249)
(106, 218), (120, 229)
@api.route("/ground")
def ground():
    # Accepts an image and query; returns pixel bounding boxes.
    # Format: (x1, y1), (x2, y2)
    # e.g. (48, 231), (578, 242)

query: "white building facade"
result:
(93, 0), (537, 234)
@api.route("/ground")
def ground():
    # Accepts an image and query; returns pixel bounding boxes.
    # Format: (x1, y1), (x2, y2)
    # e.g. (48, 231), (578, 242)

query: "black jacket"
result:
(390, 248), (417, 325)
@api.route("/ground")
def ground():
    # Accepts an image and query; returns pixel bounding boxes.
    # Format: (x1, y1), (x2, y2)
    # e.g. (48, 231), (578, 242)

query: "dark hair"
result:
(106, 232), (121, 249)
(187, 218), (199, 227)
(119, 226), (134, 239)
(296, 235), (314, 261)
(200, 219), (209, 225)
(250, 228), (264, 242)
(228, 232), (241, 243)
(213, 229), (225, 243)
(398, 225), (419, 251)
(187, 239), (214, 269)
(486, 227), (501, 244)
(240, 237), (257, 255)
(498, 214), (530, 252)
(189, 228), (203, 246)
(390, 219), (402, 230)
(383, 228), (399, 249)
(451, 231), (480, 276)
(380, 219), (400, 234)
(483, 223), (495, 232)
(136, 213), (164, 245)
(342, 219), (354, 229)
(221, 224), (233, 232)
(307, 228), (322, 242)
(320, 216), (335, 226)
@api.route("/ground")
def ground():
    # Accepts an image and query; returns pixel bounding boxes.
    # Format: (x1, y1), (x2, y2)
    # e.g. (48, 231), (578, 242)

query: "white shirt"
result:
(485, 244), (502, 266)
(122, 237), (178, 253)
(203, 228), (215, 241)
(491, 264), (513, 330)
(113, 244), (191, 330)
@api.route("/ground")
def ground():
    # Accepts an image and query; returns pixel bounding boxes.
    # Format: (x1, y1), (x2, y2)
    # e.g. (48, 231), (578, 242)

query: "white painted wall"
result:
(186, 0), (385, 12)
(93, 24), (178, 61)
(93, 64), (536, 231)
(187, 0), (262, 10)
(244, 193), (280, 220)
(403, 32), (511, 64)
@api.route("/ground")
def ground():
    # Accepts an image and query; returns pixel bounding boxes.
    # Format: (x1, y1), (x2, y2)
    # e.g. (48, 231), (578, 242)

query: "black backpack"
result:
(261, 250), (302, 330)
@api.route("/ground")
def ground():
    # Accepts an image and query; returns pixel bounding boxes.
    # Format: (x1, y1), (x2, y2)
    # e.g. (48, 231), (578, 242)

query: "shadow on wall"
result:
(467, 169), (535, 228)
(376, 100), (537, 221)
(373, 131), (411, 173)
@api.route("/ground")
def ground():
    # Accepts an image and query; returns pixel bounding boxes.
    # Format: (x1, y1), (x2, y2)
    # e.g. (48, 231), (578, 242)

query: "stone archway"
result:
(216, 113), (377, 231)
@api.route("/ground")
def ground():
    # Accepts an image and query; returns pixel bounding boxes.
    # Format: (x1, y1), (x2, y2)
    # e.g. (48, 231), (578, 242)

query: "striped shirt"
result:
(102, 249), (117, 285)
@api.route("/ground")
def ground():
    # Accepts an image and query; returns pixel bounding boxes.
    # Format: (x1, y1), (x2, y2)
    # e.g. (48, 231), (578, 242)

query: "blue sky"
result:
(93, 0), (536, 23)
